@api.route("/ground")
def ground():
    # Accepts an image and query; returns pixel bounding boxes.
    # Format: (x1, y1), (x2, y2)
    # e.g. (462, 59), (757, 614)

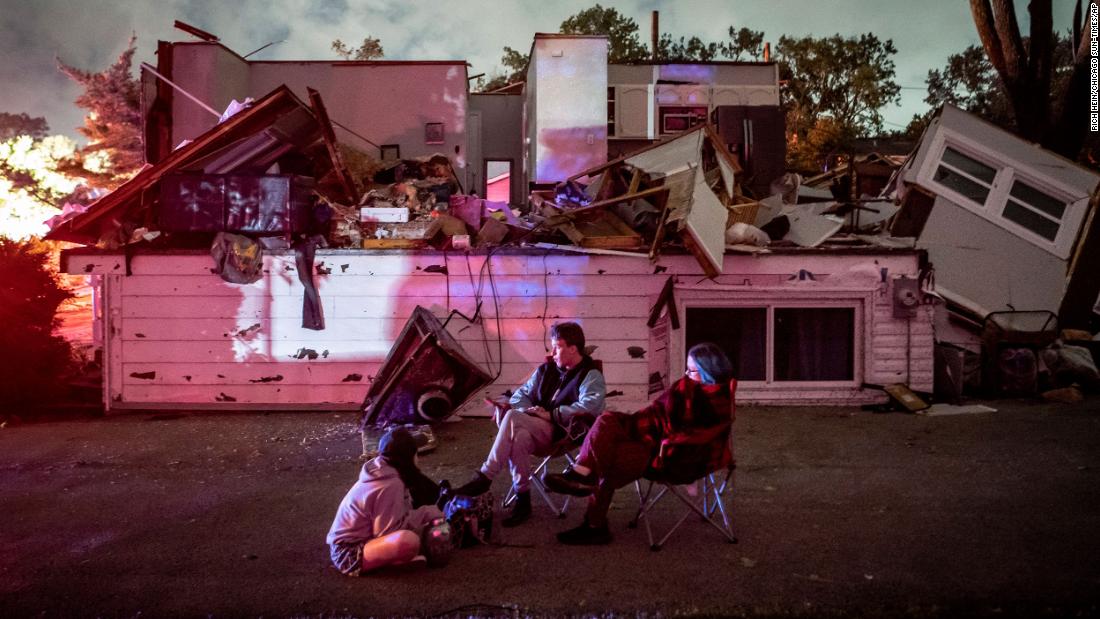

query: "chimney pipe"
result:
(651, 10), (659, 61)
(763, 41), (771, 62)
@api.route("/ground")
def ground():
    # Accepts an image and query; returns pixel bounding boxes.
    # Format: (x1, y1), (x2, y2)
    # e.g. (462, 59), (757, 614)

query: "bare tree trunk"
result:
(968, 0), (1054, 142)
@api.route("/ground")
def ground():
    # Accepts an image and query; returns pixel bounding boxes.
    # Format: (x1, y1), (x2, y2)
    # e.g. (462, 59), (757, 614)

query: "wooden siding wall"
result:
(68, 250), (932, 411)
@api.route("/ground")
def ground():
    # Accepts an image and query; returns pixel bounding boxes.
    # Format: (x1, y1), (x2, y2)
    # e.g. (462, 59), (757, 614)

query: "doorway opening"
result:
(485, 160), (512, 204)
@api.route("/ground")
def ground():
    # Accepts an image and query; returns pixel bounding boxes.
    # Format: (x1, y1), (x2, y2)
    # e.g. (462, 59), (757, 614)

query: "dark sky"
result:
(0, 0), (1079, 141)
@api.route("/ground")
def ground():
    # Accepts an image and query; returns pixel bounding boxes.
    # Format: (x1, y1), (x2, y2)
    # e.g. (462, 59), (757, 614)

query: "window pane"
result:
(1003, 201), (1060, 241)
(934, 165), (991, 204)
(942, 147), (996, 183)
(686, 307), (766, 381)
(774, 308), (854, 381)
(1010, 181), (1066, 220)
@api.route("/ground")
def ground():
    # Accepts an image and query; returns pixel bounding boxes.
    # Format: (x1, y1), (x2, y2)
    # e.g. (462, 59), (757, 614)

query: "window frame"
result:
(918, 129), (1084, 259)
(676, 292), (866, 390)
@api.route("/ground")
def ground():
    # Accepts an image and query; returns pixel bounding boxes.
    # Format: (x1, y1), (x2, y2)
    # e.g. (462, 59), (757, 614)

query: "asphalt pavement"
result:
(1, 397), (1098, 618)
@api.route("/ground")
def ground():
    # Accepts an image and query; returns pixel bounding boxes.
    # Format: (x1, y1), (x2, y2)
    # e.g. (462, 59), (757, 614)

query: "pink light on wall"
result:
(486, 173), (510, 203)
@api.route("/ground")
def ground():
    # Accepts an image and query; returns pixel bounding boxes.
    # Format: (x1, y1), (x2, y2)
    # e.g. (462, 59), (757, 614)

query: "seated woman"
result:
(326, 427), (445, 575)
(544, 342), (735, 545)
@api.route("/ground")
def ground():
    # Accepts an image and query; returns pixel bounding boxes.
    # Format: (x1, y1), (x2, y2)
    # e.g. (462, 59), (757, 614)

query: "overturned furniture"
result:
(360, 306), (493, 429)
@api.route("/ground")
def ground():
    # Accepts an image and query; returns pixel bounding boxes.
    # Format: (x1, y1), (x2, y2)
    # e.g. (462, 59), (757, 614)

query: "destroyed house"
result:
(896, 104), (1100, 324)
(144, 39), (468, 183)
(514, 34), (785, 199)
(52, 30), (933, 413)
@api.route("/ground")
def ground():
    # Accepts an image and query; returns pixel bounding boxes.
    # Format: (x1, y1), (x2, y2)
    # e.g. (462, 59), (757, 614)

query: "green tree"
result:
(332, 36), (385, 61)
(969, 0), (1092, 159)
(559, 4), (649, 63)
(787, 116), (848, 175)
(56, 36), (143, 190)
(479, 46), (530, 92)
(776, 33), (901, 165)
(722, 27), (765, 60)
(657, 34), (719, 62)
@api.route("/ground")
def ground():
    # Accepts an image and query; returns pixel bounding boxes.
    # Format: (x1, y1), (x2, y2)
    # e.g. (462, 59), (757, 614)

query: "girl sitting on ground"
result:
(326, 427), (444, 575)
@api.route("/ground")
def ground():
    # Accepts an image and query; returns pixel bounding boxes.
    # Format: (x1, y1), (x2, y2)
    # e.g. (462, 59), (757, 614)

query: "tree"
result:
(479, 46), (530, 91)
(0, 237), (74, 409)
(332, 36), (385, 61)
(915, 33), (1078, 136)
(924, 44), (1013, 126)
(722, 27), (765, 60)
(0, 135), (82, 238)
(0, 113), (49, 141)
(56, 36), (143, 190)
(559, 4), (649, 63)
(657, 34), (719, 62)
(968, 0), (1092, 158)
(786, 115), (850, 174)
(776, 33), (901, 149)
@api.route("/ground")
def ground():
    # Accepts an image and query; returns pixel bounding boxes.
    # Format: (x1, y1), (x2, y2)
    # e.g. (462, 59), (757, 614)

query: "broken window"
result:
(685, 304), (857, 383)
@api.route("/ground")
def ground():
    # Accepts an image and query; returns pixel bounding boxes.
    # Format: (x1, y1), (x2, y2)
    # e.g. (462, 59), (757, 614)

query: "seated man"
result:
(452, 322), (606, 527)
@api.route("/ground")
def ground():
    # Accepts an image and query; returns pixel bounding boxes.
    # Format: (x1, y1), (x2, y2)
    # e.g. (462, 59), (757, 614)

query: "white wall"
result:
(66, 249), (930, 411)
(527, 36), (608, 183)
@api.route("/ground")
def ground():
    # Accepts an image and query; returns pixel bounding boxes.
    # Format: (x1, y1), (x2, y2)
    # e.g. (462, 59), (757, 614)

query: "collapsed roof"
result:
(46, 85), (346, 245)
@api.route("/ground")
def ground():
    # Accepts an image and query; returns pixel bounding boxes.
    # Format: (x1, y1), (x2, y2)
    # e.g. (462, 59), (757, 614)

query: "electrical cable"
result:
(541, 250), (551, 353)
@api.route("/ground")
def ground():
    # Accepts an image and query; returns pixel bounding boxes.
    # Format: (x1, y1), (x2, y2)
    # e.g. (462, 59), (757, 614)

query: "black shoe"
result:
(543, 467), (597, 497)
(452, 471), (492, 497)
(556, 521), (612, 545)
(501, 491), (531, 527)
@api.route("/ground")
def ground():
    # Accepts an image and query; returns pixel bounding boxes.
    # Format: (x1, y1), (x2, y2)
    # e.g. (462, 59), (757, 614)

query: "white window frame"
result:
(674, 290), (867, 390)
(918, 128), (1086, 259)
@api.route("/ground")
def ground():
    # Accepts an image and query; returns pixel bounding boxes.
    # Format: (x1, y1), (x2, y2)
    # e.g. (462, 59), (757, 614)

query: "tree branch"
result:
(970, 0), (1008, 76)
(991, 0), (1027, 80)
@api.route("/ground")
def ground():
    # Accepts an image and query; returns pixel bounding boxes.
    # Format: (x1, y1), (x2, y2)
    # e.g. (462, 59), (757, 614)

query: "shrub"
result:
(0, 238), (74, 410)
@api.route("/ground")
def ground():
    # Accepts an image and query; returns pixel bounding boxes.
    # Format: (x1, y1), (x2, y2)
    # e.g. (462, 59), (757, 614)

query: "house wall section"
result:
(468, 94), (525, 205)
(529, 37), (608, 183)
(67, 251), (929, 411)
(249, 63), (469, 166)
(169, 44), (251, 145)
(921, 195), (1067, 315)
(901, 104), (1099, 316)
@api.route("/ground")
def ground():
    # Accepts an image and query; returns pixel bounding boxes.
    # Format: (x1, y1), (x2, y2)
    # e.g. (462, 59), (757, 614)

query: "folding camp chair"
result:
(629, 380), (737, 550)
(493, 396), (591, 518)
(497, 358), (602, 518)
